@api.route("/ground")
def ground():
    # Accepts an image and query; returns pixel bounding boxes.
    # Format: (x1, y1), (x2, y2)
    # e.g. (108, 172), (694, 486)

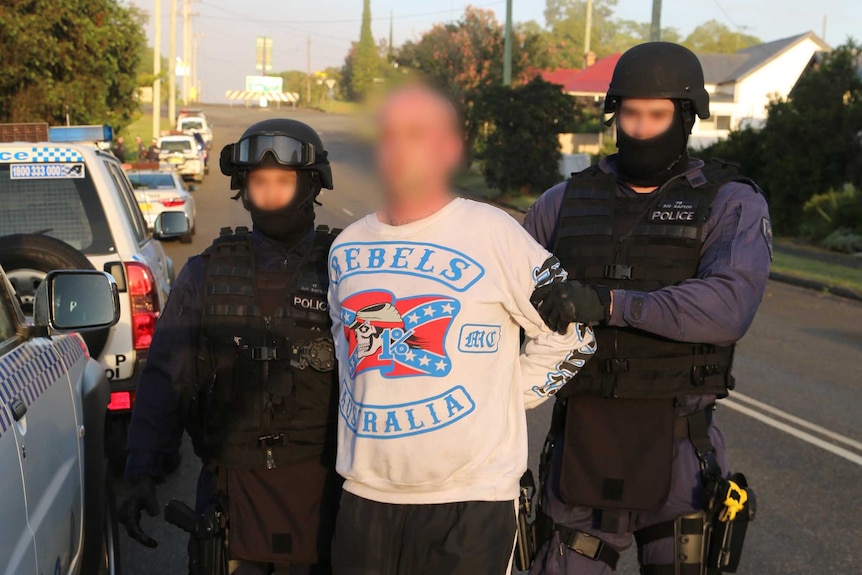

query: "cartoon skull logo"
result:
(349, 303), (403, 360)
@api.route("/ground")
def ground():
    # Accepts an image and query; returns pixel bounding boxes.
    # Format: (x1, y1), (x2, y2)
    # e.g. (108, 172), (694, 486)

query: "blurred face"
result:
(618, 99), (676, 140)
(118, 137), (124, 144)
(376, 88), (464, 205)
(246, 168), (298, 211)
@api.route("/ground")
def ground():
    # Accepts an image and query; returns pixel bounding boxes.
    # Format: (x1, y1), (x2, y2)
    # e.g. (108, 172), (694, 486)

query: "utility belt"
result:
(234, 335), (335, 373)
(517, 399), (756, 573)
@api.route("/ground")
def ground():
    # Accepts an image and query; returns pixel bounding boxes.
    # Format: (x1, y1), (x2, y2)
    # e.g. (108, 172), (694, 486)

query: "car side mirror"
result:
(33, 271), (120, 333)
(153, 211), (190, 239)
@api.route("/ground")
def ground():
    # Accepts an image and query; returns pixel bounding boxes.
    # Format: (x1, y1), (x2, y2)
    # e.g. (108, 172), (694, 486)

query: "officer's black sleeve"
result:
(125, 256), (205, 482)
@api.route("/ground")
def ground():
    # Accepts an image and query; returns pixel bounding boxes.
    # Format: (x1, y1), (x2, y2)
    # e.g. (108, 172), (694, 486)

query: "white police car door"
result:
(0, 300), (38, 574)
(5, 335), (85, 574)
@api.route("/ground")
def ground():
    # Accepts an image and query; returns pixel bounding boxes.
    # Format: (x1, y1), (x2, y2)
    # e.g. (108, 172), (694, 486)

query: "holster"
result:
(165, 499), (228, 575)
(514, 470), (538, 571)
(705, 473), (756, 573)
(559, 396), (675, 511)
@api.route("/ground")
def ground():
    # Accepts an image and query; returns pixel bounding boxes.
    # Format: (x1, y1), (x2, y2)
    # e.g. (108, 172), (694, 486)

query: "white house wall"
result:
(731, 38), (823, 125)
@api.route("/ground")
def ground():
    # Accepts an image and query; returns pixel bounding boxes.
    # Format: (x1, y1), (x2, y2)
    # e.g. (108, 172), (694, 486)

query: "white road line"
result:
(730, 391), (862, 451)
(341, 208), (354, 217)
(722, 399), (862, 467)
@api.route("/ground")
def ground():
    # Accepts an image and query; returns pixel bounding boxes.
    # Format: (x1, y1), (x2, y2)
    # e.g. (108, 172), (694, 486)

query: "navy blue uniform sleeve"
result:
(125, 256), (205, 481)
(524, 181), (567, 250)
(608, 182), (772, 346)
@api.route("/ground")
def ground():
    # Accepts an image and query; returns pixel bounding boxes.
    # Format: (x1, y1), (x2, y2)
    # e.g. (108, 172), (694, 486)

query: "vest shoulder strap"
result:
(202, 227), (254, 258)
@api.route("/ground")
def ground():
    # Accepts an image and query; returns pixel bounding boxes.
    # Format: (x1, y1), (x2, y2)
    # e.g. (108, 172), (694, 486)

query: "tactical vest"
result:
(552, 162), (745, 400)
(191, 226), (339, 470)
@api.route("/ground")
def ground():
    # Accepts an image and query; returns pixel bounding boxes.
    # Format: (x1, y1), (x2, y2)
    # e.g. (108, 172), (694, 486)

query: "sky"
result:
(128, 0), (862, 103)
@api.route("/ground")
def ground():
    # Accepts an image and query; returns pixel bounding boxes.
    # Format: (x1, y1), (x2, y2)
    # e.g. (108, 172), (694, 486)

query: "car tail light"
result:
(159, 197), (186, 207)
(125, 262), (160, 350)
(107, 391), (135, 411)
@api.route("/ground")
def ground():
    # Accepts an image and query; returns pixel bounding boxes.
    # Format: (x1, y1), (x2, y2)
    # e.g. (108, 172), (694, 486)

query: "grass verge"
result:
(120, 112), (171, 143)
(771, 251), (862, 293)
(315, 100), (365, 115)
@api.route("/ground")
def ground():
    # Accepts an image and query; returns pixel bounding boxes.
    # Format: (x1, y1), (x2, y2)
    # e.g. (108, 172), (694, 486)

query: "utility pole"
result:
(503, 0), (512, 86)
(584, 0), (593, 68)
(388, 10), (394, 61)
(650, 0), (662, 42)
(306, 34), (312, 105)
(168, 0), (177, 122)
(153, 0), (162, 138)
(182, 0), (190, 105)
(821, 14), (827, 40)
(192, 33), (203, 103)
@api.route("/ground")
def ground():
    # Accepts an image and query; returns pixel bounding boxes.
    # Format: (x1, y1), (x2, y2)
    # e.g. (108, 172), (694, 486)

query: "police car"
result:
(0, 265), (122, 574)
(158, 133), (205, 183)
(176, 110), (213, 149)
(0, 123), (190, 470)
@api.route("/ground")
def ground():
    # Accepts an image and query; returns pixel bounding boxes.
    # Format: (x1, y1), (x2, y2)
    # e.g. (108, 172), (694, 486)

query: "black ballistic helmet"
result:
(604, 42), (710, 120)
(220, 118), (333, 190)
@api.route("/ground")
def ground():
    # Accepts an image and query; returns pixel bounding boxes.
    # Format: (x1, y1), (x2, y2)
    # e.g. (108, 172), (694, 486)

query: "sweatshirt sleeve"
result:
(500, 220), (597, 409)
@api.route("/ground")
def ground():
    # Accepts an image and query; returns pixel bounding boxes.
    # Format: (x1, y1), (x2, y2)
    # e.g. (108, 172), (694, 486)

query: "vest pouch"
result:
(226, 459), (339, 564)
(559, 396), (675, 511)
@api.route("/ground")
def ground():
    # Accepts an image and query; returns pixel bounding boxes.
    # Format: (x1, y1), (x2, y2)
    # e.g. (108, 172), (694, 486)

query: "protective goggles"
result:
(231, 134), (316, 168)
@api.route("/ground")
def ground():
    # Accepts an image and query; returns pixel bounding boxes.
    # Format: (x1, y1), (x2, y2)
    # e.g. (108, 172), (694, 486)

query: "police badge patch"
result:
(761, 217), (774, 260)
(649, 199), (698, 222)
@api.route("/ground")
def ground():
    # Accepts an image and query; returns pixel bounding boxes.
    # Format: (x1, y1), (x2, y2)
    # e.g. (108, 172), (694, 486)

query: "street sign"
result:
(245, 75), (283, 93)
(256, 36), (273, 72)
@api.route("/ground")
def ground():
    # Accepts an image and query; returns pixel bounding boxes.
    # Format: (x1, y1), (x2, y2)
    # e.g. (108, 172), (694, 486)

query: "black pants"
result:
(332, 492), (517, 575)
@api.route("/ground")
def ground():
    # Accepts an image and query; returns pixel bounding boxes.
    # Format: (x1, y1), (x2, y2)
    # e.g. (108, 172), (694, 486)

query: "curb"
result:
(768, 271), (862, 303)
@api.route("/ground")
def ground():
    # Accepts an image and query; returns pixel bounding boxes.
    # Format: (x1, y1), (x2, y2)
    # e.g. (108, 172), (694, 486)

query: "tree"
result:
(682, 20), (760, 53)
(699, 42), (862, 234)
(478, 78), (578, 195)
(343, 0), (385, 100)
(0, 0), (146, 130)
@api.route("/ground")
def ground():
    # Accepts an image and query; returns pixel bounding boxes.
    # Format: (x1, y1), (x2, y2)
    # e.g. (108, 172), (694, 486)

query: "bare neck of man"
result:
(380, 188), (454, 226)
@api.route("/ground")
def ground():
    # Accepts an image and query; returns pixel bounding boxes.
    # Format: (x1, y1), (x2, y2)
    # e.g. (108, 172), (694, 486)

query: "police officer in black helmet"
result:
(524, 43), (771, 574)
(120, 118), (341, 575)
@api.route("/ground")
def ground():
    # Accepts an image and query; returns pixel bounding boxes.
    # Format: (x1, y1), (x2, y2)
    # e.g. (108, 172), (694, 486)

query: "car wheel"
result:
(0, 234), (110, 358)
(100, 466), (122, 575)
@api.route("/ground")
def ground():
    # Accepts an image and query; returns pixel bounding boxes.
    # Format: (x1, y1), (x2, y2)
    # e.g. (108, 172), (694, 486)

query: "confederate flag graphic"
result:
(341, 290), (461, 378)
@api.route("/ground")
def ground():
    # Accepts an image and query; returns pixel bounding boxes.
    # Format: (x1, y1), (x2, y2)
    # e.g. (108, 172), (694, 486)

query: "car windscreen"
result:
(0, 163), (114, 254)
(180, 120), (203, 130)
(127, 172), (176, 190)
(161, 140), (192, 152)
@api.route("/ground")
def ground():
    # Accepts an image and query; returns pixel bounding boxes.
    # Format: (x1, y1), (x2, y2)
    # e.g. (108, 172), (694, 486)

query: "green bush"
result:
(821, 228), (862, 253)
(800, 184), (862, 242)
(476, 78), (577, 195)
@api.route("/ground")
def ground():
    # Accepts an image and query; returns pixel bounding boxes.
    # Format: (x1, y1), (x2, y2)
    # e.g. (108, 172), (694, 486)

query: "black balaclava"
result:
(615, 100), (693, 188)
(242, 166), (320, 247)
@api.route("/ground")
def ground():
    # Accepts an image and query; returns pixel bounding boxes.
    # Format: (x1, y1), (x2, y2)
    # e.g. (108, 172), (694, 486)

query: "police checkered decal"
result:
(0, 335), (85, 438)
(29, 146), (84, 163)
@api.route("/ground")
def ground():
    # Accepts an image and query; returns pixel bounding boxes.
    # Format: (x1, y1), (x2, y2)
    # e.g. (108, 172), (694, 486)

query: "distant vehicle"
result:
(0, 123), (191, 470)
(158, 134), (205, 183)
(0, 265), (121, 574)
(125, 166), (196, 244)
(190, 131), (210, 174)
(176, 114), (213, 149)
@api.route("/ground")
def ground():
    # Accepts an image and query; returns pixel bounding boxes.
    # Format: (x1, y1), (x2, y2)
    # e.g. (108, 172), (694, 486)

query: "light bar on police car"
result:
(49, 125), (113, 144)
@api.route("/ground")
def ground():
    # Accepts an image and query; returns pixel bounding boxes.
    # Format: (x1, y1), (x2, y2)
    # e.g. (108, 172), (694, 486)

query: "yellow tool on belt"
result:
(719, 480), (748, 522)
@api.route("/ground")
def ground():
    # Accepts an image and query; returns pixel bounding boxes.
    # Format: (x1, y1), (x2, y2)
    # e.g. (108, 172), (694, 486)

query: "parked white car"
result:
(126, 166), (196, 244)
(158, 134), (205, 183)
(0, 266), (121, 574)
(177, 113), (213, 149)
(0, 123), (191, 470)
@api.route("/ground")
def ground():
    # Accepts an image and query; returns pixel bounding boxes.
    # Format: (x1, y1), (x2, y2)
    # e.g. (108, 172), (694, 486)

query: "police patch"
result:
(649, 199), (698, 223)
(761, 217), (774, 260)
(293, 294), (328, 312)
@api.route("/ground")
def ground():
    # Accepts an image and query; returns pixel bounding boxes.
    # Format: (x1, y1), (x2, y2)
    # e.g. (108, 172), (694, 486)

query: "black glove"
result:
(119, 476), (160, 548)
(530, 280), (610, 334)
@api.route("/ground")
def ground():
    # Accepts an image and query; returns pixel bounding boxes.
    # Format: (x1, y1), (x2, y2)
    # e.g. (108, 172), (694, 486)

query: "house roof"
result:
(539, 68), (582, 92)
(542, 54), (621, 95)
(699, 31), (831, 85)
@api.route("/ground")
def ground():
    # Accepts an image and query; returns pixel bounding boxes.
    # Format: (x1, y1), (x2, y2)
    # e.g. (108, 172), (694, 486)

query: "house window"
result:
(698, 117), (716, 130)
(716, 116), (732, 131)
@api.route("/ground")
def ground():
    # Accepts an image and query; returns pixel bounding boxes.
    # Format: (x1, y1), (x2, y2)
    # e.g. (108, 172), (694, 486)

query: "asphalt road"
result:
(116, 105), (862, 575)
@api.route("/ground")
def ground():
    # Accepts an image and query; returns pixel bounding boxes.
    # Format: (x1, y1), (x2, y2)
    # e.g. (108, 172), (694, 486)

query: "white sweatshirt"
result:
(328, 198), (596, 505)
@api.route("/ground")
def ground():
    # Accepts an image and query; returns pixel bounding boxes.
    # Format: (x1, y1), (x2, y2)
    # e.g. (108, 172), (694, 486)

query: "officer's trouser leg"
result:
(530, 422), (729, 575)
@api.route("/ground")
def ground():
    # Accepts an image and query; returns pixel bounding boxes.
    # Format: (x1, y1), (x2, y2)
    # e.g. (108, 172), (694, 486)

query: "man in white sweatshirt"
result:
(327, 86), (596, 575)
